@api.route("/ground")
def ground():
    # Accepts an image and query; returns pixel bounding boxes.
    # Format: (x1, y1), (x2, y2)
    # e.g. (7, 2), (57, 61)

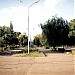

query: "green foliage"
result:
(0, 47), (3, 52)
(33, 34), (48, 47)
(0, 37), (3, 47)
(18, 34), (28, 46)
(25, 47), (37, 52)
(67, 19), (75, 45)
(69, 19), (75, 36)
(10, 21), (13, 33)
(71, 50), (75, 55)
(21, 47), (38, 53)
(0, 22), (27, 48)
(12, 52), (45, 57)
(40, 16), (69, 48)
(33, 34), (41, 46)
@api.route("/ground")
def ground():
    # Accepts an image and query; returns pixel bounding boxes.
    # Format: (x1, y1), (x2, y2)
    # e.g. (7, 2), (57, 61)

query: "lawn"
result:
(12, 52), (45, 57)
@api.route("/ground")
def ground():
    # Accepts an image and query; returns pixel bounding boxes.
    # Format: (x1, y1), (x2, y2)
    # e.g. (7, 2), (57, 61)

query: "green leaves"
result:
(69, 19), (75, 36)
(0, 22), (27, 47)
(18, 34), (28, 46)
(40, 16), (69, 47)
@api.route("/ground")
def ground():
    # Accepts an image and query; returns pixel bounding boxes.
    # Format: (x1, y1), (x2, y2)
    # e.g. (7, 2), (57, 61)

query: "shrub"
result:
(0, 47), (4, 52)
(71, 50), (75, 55)
(12, 52), (45, 57)
(22, 47), (38, 53)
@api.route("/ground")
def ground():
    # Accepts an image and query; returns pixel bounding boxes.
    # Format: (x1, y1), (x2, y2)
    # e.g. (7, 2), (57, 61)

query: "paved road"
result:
(36, 47), (65, 56)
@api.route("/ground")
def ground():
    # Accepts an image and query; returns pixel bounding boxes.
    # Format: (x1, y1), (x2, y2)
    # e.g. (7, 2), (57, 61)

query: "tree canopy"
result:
(68, 19), (75, 45)
(40, 16), (69, 48)
(69, 19), (75, 36)
(0, 22), (28, 47)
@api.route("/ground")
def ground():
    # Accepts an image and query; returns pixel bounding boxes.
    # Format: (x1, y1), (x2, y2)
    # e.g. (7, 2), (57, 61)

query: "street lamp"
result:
(18, 0), (40, 54)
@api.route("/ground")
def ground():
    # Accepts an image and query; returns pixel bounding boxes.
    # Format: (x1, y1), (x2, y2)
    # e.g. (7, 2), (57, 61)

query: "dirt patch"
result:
(0, 54), (74, 75)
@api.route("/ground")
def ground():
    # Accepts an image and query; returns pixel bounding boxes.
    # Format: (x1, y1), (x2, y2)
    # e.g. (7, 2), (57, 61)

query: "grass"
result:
(24, 47), (38, 52)
(71, 50), (75, 55)
(12, 52), (45, 57)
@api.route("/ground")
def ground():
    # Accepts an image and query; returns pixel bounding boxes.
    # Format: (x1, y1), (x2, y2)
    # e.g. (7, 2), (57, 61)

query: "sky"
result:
(0, 0), (74, 39)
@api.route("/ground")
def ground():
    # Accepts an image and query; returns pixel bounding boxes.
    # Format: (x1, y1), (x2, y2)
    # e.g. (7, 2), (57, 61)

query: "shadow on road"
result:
(0, 51), (13, 56)
(43, 50), (62, 53)
(37, 47), (72, 56)
(0, 47), (71, 56)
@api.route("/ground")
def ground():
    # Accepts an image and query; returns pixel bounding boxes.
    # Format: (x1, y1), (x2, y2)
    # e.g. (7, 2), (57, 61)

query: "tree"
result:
(33, 34), (48, 47)
(0, 37), (4, 47)
(68, 19), (75, 45)
(0, 24), (20, 47)
(10, 21), (13, 33)
(33, 36), (40, 47)
(40, 16), (69, 49)
(18, 34), (28, 46)
(0, 22), (28, 48)
(69, 19), (75, 36)
(0, 26), (4, 37)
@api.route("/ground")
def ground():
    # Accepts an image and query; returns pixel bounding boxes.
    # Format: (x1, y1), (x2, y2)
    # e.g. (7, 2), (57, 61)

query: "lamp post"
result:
(18, 0), (40, 54)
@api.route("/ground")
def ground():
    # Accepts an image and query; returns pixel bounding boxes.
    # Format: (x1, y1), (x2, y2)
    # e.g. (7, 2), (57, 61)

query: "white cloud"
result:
(0, 5), (43, 39)
(0, 0), (73, 39)
(0, 0), (61, 39)
(0, 6), (27, 31)
(9, 6), (27, 14)
(0, 8), (11, 14)
(44, 0), (60, 9)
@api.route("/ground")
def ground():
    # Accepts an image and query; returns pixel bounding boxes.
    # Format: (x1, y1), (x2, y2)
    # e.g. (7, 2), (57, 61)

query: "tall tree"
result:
(33, 34), (48, 47)
(69, 19), (75, 36)
(40, 16), (69, 49)
(68, 19), (75, 45)
(18, 34), (28, 46)
(10, 21), (13, 33)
